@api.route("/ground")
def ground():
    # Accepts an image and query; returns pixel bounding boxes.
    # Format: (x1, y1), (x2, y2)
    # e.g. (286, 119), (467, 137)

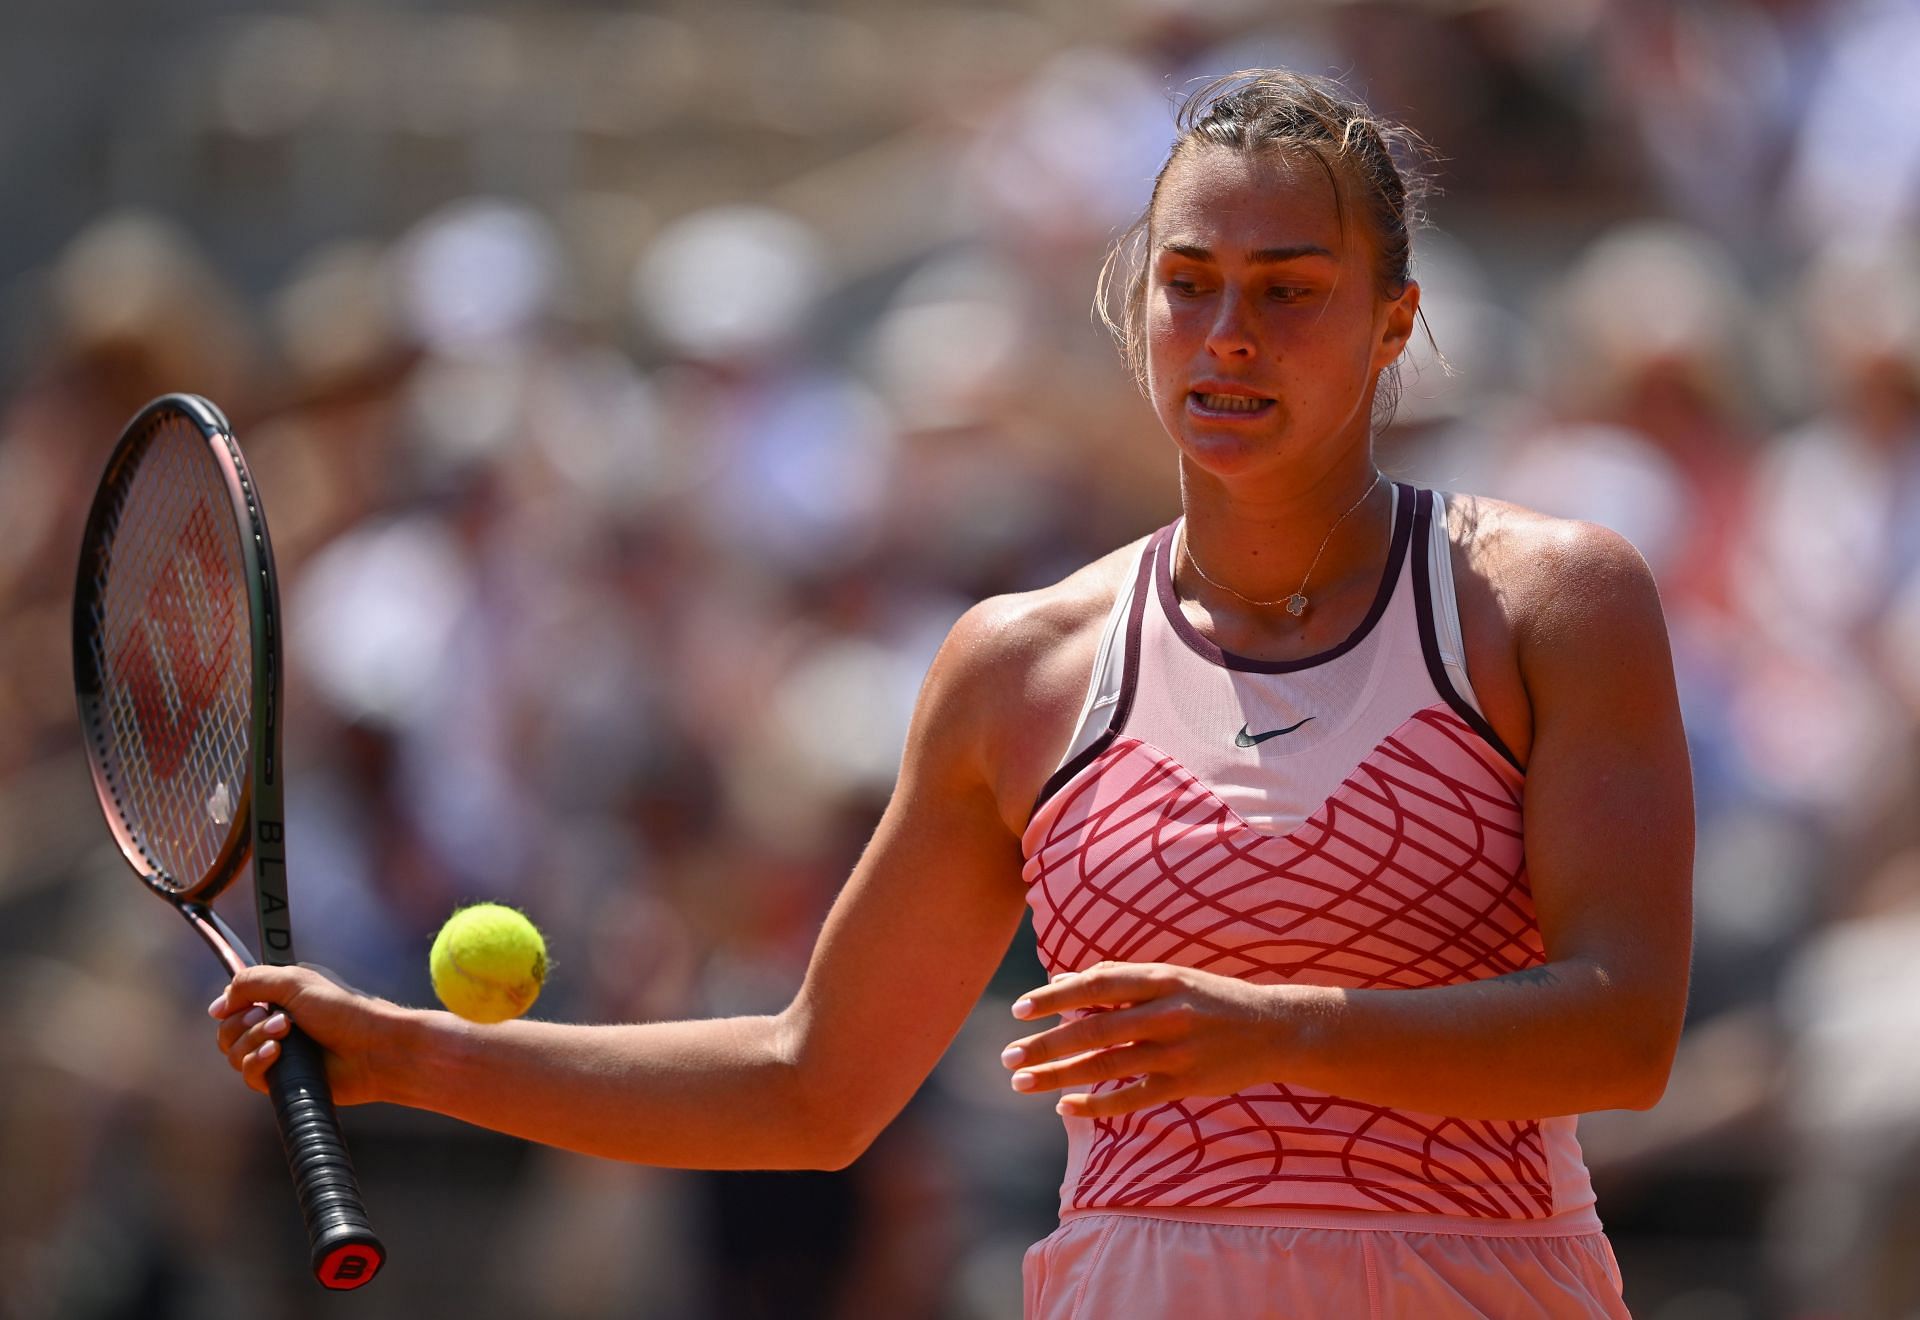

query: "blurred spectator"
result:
(1772, 849), (1920, 1317)
(1780, 0), (1920, 249)
(1506, 220), (1760, 619)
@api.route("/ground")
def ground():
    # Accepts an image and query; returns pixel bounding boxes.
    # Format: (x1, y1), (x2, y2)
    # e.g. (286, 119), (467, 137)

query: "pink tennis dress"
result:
(1018, 485), (1628, 1318)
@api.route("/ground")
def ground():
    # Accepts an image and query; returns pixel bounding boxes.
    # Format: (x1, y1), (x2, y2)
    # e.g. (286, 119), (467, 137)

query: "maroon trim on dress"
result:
(1154, 481), (1416, 674)
(1411, 488), (1525, 774)
(1030, 528), (1162, 819)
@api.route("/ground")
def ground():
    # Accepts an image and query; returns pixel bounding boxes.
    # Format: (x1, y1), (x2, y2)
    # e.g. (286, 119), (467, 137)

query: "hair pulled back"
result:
(1096, 69), (1434, 418)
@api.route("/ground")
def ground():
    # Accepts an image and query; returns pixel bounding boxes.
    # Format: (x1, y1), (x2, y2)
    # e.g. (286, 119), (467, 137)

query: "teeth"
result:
(1196, 393), (1268, 412)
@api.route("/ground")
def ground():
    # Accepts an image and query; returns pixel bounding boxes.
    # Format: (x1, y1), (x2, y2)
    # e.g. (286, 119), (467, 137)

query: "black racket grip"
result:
(266, 1021), (385, 1290)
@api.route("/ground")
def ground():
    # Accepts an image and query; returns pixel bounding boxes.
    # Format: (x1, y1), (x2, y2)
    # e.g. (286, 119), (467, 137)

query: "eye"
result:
(1268, 286), (1311, 302)
(1165, 277), (1205, 297)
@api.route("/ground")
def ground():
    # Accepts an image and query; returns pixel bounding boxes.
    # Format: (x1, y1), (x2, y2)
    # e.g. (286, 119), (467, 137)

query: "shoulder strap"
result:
(1411, 490), (1523, 772)
(1030, 528), (1160, 817)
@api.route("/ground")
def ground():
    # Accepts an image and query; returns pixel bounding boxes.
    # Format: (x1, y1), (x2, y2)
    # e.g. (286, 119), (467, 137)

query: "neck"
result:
(1176, 456), (1390, 609)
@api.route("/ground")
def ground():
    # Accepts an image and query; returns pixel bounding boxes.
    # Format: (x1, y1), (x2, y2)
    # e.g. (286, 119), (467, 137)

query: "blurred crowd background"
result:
(5, 0), (1920, 1317)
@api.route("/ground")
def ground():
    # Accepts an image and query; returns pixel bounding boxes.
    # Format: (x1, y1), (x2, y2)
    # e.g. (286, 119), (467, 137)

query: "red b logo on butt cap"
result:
(319, 1244), (381, 1290)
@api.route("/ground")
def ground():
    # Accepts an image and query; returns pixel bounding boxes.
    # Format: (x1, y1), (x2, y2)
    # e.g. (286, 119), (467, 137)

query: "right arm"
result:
(215, 596), (1055, 1171)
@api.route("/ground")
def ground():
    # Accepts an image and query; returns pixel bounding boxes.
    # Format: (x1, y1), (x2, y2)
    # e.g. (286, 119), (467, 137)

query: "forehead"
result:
(1151, 145), (1349, 259)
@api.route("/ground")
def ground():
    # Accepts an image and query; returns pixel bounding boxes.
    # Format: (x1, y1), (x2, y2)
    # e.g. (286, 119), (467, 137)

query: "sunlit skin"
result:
(1146, 144), (1419, 634)
(211, 130), (1689, 1164)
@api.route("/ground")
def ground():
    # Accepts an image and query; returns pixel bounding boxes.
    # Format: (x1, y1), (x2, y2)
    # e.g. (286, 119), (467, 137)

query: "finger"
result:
(225, 1012), (290, 1069)
(241, 1037), (283, 1092)
(1002, 1002), (1158, 1070)
(216, 1005), (270, 1054)
(1057, 1074), (1173, 1120)
(209, 981), (268, 1020)
(232, 1013), (290, 1065)
(1011, 1042), (1172, 1095)
(1012, 963), (1173, 1021)
(226, 964), (315, 1009)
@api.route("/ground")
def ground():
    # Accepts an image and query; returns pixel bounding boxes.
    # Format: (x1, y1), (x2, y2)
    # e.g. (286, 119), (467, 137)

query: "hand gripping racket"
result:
(72, 394), (385, 1290)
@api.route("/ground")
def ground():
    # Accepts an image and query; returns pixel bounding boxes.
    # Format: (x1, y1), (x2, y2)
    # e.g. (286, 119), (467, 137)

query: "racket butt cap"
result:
(315, 1235), (384, 1290)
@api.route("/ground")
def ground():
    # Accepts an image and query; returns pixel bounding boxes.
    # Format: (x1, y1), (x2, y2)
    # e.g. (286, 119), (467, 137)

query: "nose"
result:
(1203, 288), (1257, 359)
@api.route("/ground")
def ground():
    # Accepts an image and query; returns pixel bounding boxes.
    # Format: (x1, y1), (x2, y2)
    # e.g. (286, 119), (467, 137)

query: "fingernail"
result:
(1000, 1045), (1026, 1068)
(207, 995), (226, 1018)
(265, 1013), (288, 1034)
(244, 1007), (267, 1027)
(259, 1040), (279, 1061)
(1012, 998), (1034, 1017)
(1056, 1098), (1080, 1116)
(1011, 1071), (1037, 1092)
(1051, 972), (1074, 983)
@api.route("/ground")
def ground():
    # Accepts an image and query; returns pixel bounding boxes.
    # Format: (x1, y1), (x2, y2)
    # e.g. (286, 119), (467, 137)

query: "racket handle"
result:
(266, 1022), (386, 1290)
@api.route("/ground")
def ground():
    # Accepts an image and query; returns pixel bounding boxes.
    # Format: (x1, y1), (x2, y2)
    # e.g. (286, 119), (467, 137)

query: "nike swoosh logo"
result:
(1234, 717), (1315, 747)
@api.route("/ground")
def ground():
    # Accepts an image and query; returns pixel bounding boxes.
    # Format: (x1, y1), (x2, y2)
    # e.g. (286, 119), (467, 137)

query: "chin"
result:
(1168, 419), (1295, 479)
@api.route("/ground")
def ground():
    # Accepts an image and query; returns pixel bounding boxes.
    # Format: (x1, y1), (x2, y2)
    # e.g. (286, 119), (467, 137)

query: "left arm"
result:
(1002, 521), (1694, 1121)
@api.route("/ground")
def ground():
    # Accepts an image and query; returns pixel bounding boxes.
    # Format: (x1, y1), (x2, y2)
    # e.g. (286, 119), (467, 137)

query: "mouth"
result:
(1187, 389), (1275, 419)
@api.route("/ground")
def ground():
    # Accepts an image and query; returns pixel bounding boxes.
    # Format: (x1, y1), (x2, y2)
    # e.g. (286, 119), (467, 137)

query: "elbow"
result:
(1577, 958), (1685, 1112)
(786, 1094), (879, 1172)
(814, 1125), (876, 1172)
(1609, 1015), (1683, 1112)
(1620, 1047), (1679, 1112)
(1573, 1057), (1668, 1115)
(792, 1075), (892, 1170)
(771, 1014), (883, 1171)
(1613, 1065), (1671, 1112)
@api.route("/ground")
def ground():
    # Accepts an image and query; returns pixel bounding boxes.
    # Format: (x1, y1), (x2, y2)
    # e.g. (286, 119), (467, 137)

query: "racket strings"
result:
(87, 414), (253, 890)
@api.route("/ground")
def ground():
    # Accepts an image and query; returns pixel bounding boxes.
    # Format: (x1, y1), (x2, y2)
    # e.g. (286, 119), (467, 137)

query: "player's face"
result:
(1143, 145), (1418, 481)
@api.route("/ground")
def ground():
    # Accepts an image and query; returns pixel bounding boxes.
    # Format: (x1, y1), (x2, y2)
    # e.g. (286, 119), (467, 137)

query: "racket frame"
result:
(73, 393), (385, 1290)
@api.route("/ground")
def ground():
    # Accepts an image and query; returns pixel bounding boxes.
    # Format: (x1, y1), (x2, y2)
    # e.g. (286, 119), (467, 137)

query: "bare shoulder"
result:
(952, 538), (1144, 677)
(1442, 493), (1669, 766)
(919, 538), (1149, 835)
(1446, 493), (1664, 640)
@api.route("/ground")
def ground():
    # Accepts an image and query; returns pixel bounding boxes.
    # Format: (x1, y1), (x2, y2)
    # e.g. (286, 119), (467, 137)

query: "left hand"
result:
(1002, 961), (1308, 1119)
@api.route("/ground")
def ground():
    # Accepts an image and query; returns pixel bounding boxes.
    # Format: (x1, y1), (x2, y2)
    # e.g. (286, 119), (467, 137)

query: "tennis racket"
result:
(72, 393), (384, 1290)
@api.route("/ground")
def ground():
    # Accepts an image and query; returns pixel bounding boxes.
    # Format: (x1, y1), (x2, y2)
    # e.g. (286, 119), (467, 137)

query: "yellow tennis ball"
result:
(430, 903), (547, 1024)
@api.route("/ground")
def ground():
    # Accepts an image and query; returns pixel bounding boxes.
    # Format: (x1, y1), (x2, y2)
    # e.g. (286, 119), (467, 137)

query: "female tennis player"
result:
(213, 70), (1691, 1316)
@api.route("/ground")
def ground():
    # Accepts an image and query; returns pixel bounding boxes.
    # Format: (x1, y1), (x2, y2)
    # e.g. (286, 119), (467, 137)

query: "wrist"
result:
(1264, 982), (1336, 1081)
(369, 1002), (461, 1108)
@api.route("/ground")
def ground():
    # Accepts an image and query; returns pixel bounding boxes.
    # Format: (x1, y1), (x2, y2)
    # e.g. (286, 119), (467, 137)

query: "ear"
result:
(1374, 279), (1420, 371)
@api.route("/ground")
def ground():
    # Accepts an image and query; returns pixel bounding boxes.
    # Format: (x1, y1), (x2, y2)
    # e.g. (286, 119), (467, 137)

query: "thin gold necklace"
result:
(1178, 474), (1385, 618)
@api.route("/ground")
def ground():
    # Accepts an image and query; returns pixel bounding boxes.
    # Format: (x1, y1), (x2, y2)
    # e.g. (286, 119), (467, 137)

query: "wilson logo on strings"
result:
(113, 502), (239, 779)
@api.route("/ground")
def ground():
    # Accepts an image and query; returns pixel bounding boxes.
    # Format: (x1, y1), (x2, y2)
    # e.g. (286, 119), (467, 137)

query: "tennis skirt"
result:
(1021, 1213), (1629, 1319)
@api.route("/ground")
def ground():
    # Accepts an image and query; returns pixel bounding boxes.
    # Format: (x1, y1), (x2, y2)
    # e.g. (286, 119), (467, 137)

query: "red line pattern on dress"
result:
(1023, 705), (1553, 1217)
